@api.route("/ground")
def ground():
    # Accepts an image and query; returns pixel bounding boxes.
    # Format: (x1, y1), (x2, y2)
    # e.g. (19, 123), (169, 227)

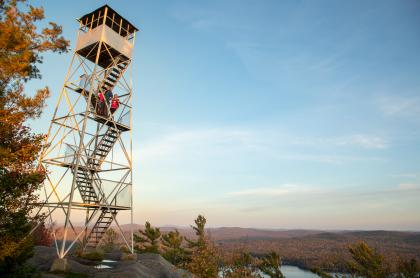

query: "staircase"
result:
(88, 127), (119, 168)
(77, 56), (129, 117)
(72, 127), (119, 205)
(73, 57), (127, 250)
(99, 56), (130, 92)
(85, 209), (116, 248)
(73, 165), (99, 204)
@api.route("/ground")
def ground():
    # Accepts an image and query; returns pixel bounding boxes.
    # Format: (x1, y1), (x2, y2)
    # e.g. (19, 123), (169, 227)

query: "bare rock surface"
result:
(28, 246), (194, 278)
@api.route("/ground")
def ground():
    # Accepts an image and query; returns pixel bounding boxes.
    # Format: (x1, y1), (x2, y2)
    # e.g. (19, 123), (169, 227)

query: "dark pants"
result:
(97, 101), (107, 116)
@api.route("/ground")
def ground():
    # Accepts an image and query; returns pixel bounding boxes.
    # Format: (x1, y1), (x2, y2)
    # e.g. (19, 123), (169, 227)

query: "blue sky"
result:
(28, 0), (420, 230)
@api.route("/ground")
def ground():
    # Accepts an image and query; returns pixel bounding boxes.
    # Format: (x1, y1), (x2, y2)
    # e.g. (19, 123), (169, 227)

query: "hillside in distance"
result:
(120, 224), (324, 240)
(214, 229), (420, 271)
(56, 225), (420, 272)
(121, 225), (420, 271)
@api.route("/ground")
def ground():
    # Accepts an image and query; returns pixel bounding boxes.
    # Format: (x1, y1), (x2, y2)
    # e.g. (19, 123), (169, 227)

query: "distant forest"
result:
(214, 230), (420, 272)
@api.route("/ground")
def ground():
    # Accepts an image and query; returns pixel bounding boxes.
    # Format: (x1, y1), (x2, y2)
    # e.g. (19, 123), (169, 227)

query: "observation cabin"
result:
(76, 5), (138, 68)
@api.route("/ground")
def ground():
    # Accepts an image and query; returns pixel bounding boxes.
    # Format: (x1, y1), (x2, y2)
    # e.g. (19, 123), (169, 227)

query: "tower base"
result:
(50, 258), (69, 272)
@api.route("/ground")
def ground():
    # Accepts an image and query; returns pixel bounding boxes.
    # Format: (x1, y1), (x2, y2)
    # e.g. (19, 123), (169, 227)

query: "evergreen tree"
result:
(225, 251), (261, 278)
(186, 214), (207, 249)
(0, 0), (68, 276)
(185, 215), (219, 278)
(310, 242), (419, 278)
(258, 251), (284, 278)
(161, 229), (189, 266)
(346, 242), (390, 278)
(134, 221), (161, 253)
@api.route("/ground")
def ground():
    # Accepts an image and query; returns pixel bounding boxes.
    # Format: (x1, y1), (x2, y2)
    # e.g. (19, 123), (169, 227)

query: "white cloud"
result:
(273, 153), (384, 164)
(397, 183), (420, 191)
(227, 184), (317, 197)
(135, 126), (387, 168)
(138, 127), (260, 161)
(281, 133), (388, 150)
(389, 173), (418, 179)
(333, 134), (387, 149)
(377, 96), (420, 117)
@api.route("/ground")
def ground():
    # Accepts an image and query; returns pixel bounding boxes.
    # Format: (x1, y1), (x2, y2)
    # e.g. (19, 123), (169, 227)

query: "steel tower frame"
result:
(34, 5), (138, 258)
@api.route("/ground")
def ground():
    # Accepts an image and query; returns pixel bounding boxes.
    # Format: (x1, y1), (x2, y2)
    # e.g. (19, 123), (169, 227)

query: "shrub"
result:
(81, 250), (104, 261)
(33, 222), (54, 247)
(101, 228), (117, 252)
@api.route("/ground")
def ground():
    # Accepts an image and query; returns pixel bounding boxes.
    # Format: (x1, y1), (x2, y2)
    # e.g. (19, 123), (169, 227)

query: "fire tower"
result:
(35, 5), (138, 258)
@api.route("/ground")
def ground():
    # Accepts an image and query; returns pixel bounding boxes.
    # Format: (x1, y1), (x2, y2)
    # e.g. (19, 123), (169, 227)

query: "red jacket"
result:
(111, 98), (119, 109)
(98, 92), (105, 102)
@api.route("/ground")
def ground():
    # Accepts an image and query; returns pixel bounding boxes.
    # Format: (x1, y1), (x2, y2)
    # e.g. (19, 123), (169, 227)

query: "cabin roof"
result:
(78, 4), (139, 33)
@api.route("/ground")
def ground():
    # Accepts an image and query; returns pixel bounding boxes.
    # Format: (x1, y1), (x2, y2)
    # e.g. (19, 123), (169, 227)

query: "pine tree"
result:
(134, 221), (161, 253)
(0, 0), (68, 275)
(225, 251), (261, 278)
(310, 242), (419, 278)
(258, 251), (284, 278)
(346, 242), (390, 278)
(185, 215), (219, 278)
(186, 214), (207, 249)
(161, 229), (189, 266)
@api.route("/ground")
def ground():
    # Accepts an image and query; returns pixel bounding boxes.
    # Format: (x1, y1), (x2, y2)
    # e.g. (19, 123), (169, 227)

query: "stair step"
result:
(85, 210), (118, 248)
(107, 75), (117, 82)
(80, 190), (96, 194)
(101, 141), (113, 146)
(109, 72), (119, 78)
(81, 191), (96, 194)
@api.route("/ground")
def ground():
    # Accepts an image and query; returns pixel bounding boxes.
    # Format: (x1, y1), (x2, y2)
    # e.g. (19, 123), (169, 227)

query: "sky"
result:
(27, 0), (420, 230)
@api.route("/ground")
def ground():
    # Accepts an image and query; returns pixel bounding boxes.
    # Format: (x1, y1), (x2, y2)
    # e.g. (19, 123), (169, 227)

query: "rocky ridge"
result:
(28, 246), (194, 278)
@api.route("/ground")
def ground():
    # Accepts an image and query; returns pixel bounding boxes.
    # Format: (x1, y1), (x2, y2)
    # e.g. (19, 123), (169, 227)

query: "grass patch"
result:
(80, 250), (104, 261)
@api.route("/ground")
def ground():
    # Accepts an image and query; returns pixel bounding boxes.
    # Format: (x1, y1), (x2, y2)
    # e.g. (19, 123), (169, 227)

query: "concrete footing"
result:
(121, 252), (137, 261)
(50, 258), (69, 272)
